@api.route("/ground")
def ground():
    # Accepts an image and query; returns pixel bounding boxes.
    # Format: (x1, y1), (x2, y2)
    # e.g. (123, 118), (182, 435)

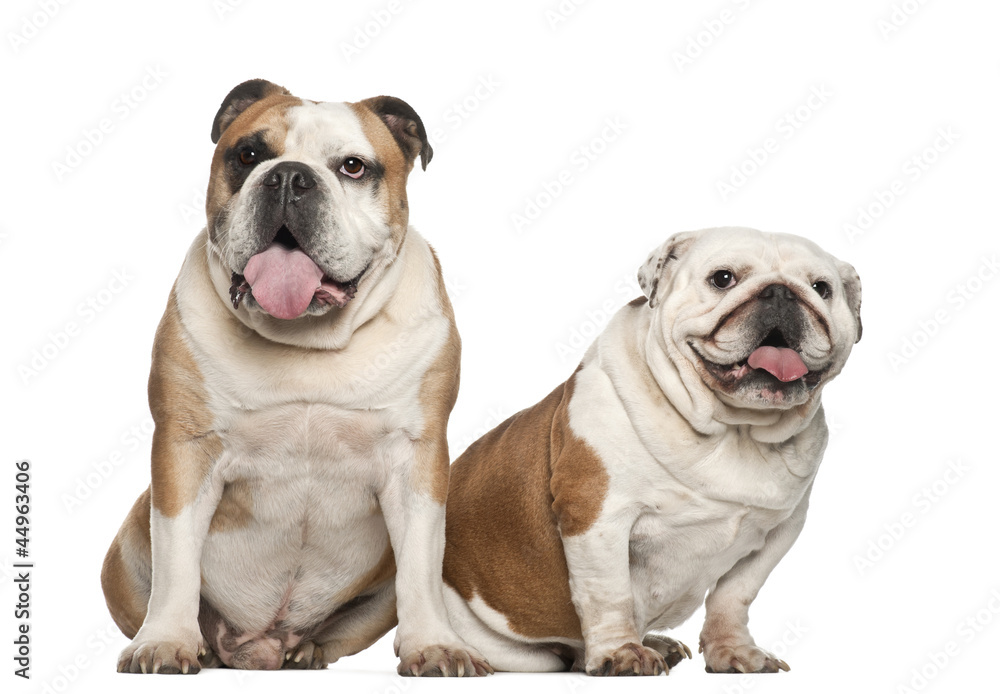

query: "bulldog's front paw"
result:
(397, 644), (494, 677)
(702, 641), (789, 673)
(117, 628), (205, 674)
(585, 642), (668, 676)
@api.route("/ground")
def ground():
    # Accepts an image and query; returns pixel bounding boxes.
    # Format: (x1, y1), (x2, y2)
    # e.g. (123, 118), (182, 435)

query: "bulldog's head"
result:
(205, 79), (432, 320)
(638, 227), (861, 417)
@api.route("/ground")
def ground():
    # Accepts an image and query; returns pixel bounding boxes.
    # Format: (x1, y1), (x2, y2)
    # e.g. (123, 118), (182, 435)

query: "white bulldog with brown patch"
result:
(101, 79), (490, 677)
(443, 227), (861, 676)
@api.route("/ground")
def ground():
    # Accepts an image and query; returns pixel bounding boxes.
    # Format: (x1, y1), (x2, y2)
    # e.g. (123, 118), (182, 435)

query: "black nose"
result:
(262, 161), (316, 203)
(759, 284), (796, 303)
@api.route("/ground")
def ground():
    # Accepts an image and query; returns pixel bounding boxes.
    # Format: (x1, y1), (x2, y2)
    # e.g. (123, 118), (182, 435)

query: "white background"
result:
(3, 1), (999, 693)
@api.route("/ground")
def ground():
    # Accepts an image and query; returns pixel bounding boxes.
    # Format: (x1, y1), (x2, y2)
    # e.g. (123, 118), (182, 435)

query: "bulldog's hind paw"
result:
(283, 641), (328, 670)
(643, 633), (693, 669)
(585, 642), (668, 676)
(397, 644), (494, 677)
(702, 642), (789, 673)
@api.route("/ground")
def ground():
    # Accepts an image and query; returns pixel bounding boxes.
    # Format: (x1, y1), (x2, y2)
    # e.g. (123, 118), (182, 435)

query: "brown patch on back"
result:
(101, 488), (153, 638)
(413, 246), (461, 505)
(444, 372), (610, 640)
(347, 101), (412, 250)
(205, 94), (301, 236)
(148, 289), (223, 517)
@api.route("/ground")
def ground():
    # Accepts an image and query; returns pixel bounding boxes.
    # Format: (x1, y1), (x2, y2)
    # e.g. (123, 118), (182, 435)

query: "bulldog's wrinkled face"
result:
(205, 80), (432, 320)
(639, 227), (862, 410)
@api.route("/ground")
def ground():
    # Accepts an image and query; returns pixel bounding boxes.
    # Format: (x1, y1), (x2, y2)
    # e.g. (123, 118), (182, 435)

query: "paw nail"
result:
(181, 660), (189, 675)
(778, 659), (790, 672)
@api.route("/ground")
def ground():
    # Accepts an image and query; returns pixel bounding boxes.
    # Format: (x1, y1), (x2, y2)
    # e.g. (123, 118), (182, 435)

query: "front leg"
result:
(117, 295), (225, 674)
(378, 435), (492, 677)
(699, 488), (811, 674)
(562, 515), (668, 676)
(117, 433), (225, 673)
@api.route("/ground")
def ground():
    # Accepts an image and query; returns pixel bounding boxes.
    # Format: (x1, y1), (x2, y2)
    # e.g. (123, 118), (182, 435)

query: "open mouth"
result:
(692, 329), (826, 392)
(228, 226), (367, 319)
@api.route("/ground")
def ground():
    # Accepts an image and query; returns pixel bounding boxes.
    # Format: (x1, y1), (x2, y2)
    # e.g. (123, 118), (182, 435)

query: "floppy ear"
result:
(837, 260), (863, 343)
(356, 95), (433, 171)
(211, 79), (291, 144)
(637, 232), (696, 309)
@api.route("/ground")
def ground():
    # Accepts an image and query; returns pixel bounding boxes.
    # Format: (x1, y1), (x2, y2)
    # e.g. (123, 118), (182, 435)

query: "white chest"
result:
(627, 490), (792, 630)
(198, 399), (413, 630)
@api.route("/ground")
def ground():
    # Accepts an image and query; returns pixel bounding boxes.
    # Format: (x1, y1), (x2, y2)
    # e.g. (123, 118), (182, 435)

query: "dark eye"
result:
(340, 157), (365, 179)
(812, 280), (832, 299)
(238, 148), (256, 166)
(710, 269), (737, 289)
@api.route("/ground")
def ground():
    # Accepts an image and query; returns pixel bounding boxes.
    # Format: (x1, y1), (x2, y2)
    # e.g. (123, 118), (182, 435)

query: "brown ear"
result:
(837, 260), (863, 343)
(357, 95), (433, 170)
(211, 79), (290, 144)
(637, 232), (697, 309)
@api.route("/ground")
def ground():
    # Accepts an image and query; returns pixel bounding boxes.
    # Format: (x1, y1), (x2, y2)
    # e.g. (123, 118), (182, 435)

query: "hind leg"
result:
(102, 489), (153, 641)
(643, 633), (693, 670)
(283, 580), (398, 670)
(440, 584), (569, 673)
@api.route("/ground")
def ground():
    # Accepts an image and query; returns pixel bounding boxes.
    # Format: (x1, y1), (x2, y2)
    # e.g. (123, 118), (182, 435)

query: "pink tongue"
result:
(243, 244), (324, 320)
(747, 346), (808, 383)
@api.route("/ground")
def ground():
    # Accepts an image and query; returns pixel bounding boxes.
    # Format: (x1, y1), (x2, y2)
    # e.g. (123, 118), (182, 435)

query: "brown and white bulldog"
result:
(101, 79), (491, 677)
(442, 227), (861, 675)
